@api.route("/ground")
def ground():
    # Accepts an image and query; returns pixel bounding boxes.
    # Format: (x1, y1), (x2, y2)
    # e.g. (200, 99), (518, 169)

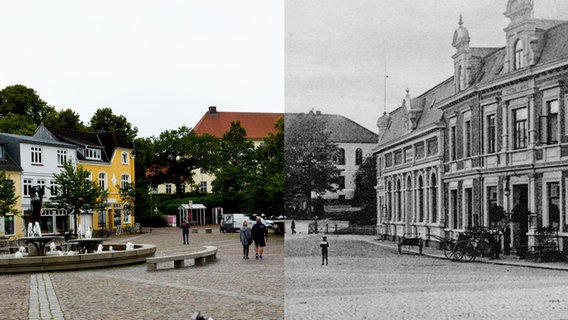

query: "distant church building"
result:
(375, 0), (568, 252)
(288, 111), (378, 201)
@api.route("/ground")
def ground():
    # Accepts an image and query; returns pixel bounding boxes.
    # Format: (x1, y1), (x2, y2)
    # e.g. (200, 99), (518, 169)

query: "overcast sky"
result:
(286, 0), (568, 133)
(0, 1), (284, 138)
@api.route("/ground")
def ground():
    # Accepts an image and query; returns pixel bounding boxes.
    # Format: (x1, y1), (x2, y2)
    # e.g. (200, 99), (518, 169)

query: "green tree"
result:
(285, 111), (341, 217)
(243, 117), (284, 216)
(212, 121), (256, 212)
(0, 113), (37, 135)
(50, 161), (108, 235)
(352, 155), (377, 225)
(133, 137), (155, 219)
(118, 181), (136, 224)
(43, 109), (86, 130)
(88, 107), (138, 141)
(148, 126), (217, 198)
(0, 84), (54, 125)
(0, 171), (19, 217)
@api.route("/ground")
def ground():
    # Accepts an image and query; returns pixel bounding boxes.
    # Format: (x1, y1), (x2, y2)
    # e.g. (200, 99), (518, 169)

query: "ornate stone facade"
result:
(375, 0), (568, 251)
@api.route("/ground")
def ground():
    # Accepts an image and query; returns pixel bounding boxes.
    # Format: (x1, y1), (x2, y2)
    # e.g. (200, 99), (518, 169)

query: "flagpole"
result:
(383, 43), (388, 115)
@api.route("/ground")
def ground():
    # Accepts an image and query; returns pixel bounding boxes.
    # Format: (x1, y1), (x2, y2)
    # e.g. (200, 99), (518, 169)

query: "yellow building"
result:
(34, 125), (136, 233)
(0, 141), (23, 239)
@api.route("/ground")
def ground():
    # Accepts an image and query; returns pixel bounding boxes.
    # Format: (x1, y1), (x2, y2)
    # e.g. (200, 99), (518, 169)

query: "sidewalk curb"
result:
(363, 237), (568, 272)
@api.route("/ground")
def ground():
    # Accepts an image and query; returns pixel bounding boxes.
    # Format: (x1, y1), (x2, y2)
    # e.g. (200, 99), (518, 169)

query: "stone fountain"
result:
(0, 185), (155, 273)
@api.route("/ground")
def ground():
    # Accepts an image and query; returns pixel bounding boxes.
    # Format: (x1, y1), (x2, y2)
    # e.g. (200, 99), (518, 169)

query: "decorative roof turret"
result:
(504, 0), (533, 24)
(452, 15), (470, 50)
(404, 88), (422, 130)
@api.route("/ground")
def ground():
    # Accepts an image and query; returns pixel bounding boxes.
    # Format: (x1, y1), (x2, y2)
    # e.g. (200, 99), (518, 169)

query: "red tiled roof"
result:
(193, 108), (283, 139)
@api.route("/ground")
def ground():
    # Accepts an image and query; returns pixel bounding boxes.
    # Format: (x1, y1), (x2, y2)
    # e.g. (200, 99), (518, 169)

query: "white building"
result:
(288, 112), (378, 201)
(0, 133), (78, 234)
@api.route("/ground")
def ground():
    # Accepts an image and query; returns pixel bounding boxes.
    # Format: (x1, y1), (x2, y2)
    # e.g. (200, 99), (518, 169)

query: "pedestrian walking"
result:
(180, 219), (190, 244)
(291, 220), (296, 234)
(240, 220), (252, 259)
(320, 236), (329, 265)
(251, 217), (268, 259)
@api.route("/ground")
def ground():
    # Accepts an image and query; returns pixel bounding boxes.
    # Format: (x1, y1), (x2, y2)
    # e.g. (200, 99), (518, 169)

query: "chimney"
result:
(208, 106), (217, 115)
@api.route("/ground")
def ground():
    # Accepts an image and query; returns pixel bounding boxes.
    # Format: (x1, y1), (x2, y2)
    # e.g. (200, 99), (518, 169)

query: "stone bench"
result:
(191, 228), (199, 234)
(205, 228), (212, 234)
(398, 233), (423, 255)
(146, 246), (217, 271)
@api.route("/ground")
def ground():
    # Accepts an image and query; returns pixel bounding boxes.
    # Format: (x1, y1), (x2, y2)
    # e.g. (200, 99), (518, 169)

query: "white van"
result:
(221, 213), (274, 232)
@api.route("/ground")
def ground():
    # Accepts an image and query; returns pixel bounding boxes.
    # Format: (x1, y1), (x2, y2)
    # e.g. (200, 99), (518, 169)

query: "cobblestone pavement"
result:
(285, 233), (568, 320)
(0, 226), (284, 320)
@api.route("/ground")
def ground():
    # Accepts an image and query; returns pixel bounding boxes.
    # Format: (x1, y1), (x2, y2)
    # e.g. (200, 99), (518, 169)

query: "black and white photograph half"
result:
(285, 0), (568, 319)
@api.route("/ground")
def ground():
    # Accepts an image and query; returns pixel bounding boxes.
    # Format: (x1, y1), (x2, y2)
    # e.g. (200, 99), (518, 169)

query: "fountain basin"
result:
(0, 243), (156, 273)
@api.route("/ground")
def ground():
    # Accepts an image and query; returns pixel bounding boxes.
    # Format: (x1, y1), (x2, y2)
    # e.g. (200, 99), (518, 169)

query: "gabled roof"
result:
(193, 107), (283, 139)
(286, 112), (378, 144)
(471, 47), (501, 58)
(378, 78), (451, 146)
(37, 125), (134, 162)
(539, 22), (568, 63)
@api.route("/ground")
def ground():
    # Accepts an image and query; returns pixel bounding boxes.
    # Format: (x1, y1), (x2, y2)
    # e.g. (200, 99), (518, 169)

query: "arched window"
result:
(514, 39), (524, 70)
(397, 179), (402, 221)
(387, 181), (392, 221)
(418, 176), (424, 222)
(355, 148), (363, 165)
(406, 176), (413, 223)
(431, 173), (437, 222)
(121, 151), (129, 164)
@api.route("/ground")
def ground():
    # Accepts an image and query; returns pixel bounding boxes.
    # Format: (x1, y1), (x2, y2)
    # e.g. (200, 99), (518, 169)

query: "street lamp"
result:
(504, 176), (510, 197)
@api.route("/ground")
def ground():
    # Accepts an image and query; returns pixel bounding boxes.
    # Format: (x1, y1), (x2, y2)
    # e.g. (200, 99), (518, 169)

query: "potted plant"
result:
(488, 205), (506, 226)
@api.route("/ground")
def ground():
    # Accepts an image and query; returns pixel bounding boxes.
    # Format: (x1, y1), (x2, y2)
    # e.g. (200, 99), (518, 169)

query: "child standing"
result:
(180, 219), (190, 244)
(320, 236), (329, 265)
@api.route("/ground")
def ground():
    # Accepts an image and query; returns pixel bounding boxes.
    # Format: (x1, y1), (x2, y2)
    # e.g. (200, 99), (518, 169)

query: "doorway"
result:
(512, 185), (529, 251)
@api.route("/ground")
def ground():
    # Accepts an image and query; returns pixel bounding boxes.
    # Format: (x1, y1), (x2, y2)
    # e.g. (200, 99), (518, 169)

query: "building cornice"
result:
(373, 123), (444, 154)
(437, 58), (568, 110)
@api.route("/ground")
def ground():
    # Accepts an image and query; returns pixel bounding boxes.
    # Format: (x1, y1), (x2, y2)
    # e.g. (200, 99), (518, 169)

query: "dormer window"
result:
(85, 147), (102, 160)
(514, 39), (524, 70)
